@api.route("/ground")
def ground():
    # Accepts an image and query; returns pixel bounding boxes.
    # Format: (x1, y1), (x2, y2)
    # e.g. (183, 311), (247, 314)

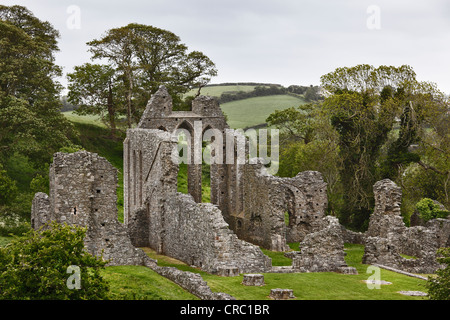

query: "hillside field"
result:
(220, 94), (305, 129)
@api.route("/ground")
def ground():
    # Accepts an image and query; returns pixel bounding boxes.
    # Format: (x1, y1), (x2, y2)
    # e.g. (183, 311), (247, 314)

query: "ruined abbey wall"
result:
(125, 86), (329, 254)
(124, 125), (272, 274)
(362, 179), (449, 274)
(223, 160), (328, 252)
(31, 151), (152, 267)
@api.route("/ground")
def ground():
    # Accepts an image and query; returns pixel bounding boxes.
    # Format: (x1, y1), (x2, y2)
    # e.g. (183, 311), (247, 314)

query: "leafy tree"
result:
(0, 163), (17, 206)
(320, 64), (445, 229)
(84, 23), (217, 127)
(67, 63), (121, 137)
(0, 222), (110, 300)
(427, 247), (450, 300)
(304, 86), (321, 102)
(322, 89), (395, 228)
(0, 5), (76, 167)
(266, 103), (320, 145)
(0, 5), (79, 237)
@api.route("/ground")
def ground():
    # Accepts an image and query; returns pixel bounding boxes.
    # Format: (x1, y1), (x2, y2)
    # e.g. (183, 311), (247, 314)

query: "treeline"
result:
(215, 84), (322, 104)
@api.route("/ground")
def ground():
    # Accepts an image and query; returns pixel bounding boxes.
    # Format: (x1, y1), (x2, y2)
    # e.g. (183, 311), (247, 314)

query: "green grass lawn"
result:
(221, 95), (306, 129)
(63, 111), (107, 127)
(142, 244), (429, 300)
(101, 265), (198, 300)
(207, 243), (428, 300)
(141, 244), (427, 300)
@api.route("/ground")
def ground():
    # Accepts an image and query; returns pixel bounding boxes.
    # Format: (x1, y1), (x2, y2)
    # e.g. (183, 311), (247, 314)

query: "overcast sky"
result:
(3, 0), (450, 94)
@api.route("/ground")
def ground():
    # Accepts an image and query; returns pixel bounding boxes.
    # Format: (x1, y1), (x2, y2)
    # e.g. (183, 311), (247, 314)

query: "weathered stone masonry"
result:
(31, 151), (152, 267)
(124, 127), (272, 274)
(123, 85), (337, 275)
(361, 179), (450, 274)
(32, 86), (358, 280)
(128, 85), (329, 253)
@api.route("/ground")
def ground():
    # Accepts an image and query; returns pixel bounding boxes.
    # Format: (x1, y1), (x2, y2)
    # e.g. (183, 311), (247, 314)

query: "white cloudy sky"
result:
(3, 0), (450, 94)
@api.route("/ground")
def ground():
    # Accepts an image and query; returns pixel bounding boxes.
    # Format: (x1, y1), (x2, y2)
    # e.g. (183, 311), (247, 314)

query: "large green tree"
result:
(320, 64), (447, 229)
(0, 5), (75, 167)
(81, 23), (217, 127)
(67, 63), (121, 137)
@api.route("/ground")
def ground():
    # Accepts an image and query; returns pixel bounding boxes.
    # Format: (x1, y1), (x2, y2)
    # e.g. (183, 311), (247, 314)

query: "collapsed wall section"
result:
(292, 216), (353, 273)
(363, 179), (446, 274)
(224, 156), (328, 252)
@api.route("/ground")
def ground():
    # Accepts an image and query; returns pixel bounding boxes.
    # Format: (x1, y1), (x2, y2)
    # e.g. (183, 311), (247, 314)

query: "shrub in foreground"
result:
(427, 247), (450, 300)
(0, 222), (110, 300)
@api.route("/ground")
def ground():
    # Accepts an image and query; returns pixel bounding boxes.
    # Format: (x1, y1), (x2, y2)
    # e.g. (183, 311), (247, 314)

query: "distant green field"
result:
(185, 84), (260, 98)
(63, 93), (306, 130)
(221, 95), (306, 129)
(63, 111), (106, 127)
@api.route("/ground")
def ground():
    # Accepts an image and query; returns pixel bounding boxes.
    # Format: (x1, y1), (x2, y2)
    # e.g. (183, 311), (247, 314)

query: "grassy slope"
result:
(185, 84), (260, 98)
(188, 84), (307, 129)
(221, 95), (305, 129)
(101, 265), (198, 300)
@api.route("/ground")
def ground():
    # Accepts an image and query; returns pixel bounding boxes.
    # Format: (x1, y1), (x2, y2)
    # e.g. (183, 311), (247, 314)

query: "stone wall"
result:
(362, 179), (447, 274)
(292, 216), (352, 272)
(163, 193), (272, 274)
(222, 155), (328, 252)
(124, 127), (272, 275)
(31, 151), (153, 267)
(153, 266), (235, 300)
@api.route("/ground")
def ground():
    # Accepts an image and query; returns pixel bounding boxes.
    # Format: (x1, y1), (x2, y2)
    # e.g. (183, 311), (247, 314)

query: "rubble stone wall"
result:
(292, 216), (350, 272)
(363, 179), (447, 274)
(32, 151), (153, 267)
(124, 126), (272, 274)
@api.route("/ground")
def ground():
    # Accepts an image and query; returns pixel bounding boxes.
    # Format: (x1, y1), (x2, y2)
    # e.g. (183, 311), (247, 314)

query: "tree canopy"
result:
(0, 5), (76, 167)
(68, 23), (217, 132)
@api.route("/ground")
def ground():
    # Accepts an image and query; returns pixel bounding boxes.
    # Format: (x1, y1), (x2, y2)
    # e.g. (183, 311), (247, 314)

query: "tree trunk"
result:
(107, 82), (117, 138)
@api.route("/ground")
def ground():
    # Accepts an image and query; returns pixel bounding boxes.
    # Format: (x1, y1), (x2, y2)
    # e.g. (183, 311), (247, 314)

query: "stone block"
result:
(269, 289), (295, 300)
(242, 274), (265, 286)
(217, 266), (240, 277)
(338, 266), (358, 275)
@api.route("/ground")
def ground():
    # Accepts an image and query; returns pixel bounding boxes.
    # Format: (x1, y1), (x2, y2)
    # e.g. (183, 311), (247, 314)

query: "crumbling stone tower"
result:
(31, 151), (151, 266)
(130, 86), (229, 205)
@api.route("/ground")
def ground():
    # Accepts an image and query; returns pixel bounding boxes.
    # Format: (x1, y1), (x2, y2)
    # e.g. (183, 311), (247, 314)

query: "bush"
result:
(427, 247), (450, 300)
(0, 211), (30, 237)
(0, 222), (110, 300)
(415, 198), (449, 222)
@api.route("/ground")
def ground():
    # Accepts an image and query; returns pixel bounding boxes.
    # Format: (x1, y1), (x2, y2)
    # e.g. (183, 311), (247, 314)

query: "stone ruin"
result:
(31, 151), (152, 267)
(31, 86), (353, 277)
(31, 150), (233, 299)
(122, 85), (353, 274)
(30, 85), (450, 298)
(361, 179), (450, 274)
